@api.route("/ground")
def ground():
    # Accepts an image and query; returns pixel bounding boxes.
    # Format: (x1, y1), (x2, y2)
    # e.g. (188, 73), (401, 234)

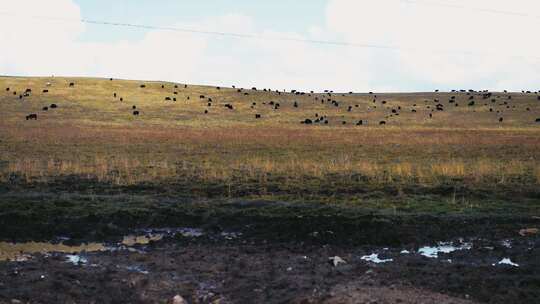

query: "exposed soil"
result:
(0, 181), (539, 303)
(0, 232), (538, 304)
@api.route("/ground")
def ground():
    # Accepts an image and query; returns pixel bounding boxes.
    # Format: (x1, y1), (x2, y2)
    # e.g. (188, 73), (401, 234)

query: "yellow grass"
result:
(1, 76), (539, 187)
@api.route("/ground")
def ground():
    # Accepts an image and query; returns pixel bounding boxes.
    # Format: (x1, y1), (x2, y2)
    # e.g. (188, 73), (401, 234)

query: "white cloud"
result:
(326, 0), (540, 90)
(1, 0), (540, 92)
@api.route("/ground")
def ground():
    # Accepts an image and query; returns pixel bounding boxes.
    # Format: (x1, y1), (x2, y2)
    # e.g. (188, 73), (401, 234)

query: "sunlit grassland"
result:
(1, 76), (539, 195)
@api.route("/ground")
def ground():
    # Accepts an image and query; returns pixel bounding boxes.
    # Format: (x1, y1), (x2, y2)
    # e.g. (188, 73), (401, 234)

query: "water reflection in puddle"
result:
(361, 253), (393, 264)
(493, 258), (519, 267)
(65, 254), (88, 265)
(418, 242), (472, 258)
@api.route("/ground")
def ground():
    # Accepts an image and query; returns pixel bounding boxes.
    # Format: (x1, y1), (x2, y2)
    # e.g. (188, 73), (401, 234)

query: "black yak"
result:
(26, 114), (37, 120)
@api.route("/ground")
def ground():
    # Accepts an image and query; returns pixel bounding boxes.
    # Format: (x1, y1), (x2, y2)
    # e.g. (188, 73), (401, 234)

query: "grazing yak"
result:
(50, 104), (57, 109)
(132, 105), (137, 109)
(224, 104), (234, 110)
(133, 111), (140, 116)
(140, 84), (146, 88)
(535, 118), (540, 123)
(42, 106), (48, 111)
(42, 89), (49, 93)
(302, 119), (313, 124)
(26, 114), (38, 120)
(379, 121), (386, 125)
(69, 82), (75, 87)
(255, 114), (261, 119)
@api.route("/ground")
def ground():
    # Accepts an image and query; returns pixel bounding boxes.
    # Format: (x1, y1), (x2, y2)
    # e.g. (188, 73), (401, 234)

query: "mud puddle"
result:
(0, 241), (106, 262)
(0, 227), (209, 262)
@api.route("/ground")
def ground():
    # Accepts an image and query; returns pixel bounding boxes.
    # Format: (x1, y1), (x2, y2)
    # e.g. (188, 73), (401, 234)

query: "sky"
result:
(1, 0), (540, 92)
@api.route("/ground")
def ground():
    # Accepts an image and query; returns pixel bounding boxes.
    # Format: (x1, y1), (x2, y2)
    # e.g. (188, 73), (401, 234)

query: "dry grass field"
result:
(1, 76), (539, 193)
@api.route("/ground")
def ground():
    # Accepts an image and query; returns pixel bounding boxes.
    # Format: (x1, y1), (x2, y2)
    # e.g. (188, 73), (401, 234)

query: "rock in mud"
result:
(329, 256), (346, 267)
(519, 228), (538, 236)
(172, 294), (187, 304)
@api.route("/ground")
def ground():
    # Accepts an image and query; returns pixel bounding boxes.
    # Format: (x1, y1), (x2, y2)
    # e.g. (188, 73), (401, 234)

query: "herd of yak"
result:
(4, 79), (540, 125)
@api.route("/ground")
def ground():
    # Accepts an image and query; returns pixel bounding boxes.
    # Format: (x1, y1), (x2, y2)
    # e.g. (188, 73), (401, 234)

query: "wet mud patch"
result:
(0, 233), (538, 303)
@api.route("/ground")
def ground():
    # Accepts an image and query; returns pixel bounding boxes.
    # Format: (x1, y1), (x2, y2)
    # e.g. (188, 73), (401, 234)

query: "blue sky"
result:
(2, 0), (540, 92)
(75, 0), (329, 42)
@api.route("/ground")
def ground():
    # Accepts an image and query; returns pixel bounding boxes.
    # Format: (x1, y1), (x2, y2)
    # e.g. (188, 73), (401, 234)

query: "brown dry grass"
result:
(1, 76), (539, 188)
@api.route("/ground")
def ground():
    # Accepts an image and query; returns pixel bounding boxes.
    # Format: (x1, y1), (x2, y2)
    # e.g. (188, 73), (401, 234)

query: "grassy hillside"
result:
(1, 76), (539, 208)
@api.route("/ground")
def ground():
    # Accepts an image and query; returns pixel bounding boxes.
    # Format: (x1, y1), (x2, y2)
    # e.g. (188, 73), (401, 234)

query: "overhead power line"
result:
(401, 0), (540, 20)
(0, 10), (400, 50)
(0, 10), (539, 62)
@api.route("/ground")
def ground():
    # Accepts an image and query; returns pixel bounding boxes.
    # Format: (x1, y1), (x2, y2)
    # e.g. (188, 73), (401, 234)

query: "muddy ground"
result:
(0, 181), (539, 303)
